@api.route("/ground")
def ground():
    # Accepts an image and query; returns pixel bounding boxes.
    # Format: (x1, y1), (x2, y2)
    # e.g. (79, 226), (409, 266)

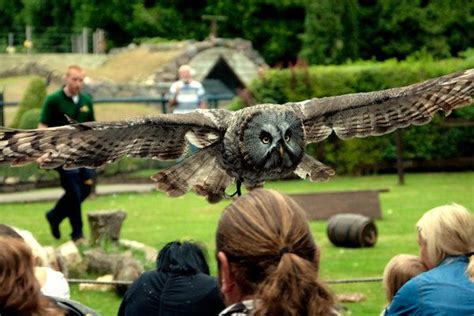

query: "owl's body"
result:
(1, 69), (473, 202)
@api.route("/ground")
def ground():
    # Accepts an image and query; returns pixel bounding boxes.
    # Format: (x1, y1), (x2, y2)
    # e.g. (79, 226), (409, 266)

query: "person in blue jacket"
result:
(386, 203), (474, 315)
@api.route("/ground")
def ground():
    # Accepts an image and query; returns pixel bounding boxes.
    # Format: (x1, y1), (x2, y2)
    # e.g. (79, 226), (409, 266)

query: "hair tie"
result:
(279, 247), (290, 256)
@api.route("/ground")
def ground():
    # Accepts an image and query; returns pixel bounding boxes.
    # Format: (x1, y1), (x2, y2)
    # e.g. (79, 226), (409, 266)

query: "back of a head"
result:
(0, 224), (48, 267)
(0, 223), (24, 239)
(417, 203), (474, 279)
(0, 237), (63, 315)
(216, 189), (334, 316)
(156, 240), (210, 275)
(383, 254), (428, 302)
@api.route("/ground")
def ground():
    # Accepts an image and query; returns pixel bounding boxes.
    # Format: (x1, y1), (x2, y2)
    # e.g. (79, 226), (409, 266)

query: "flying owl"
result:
(0, 69), (472, 202)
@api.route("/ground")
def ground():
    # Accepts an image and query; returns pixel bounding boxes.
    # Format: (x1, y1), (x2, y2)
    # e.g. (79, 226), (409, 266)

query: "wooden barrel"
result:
(327, 213), (377, 248)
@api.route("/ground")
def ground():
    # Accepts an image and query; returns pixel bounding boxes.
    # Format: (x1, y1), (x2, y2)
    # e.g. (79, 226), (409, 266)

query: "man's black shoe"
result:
(45, 212), (60, 239)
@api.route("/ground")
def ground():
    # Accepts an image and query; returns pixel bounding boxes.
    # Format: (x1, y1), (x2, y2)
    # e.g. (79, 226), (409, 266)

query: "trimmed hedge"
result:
(10, 78), (46, 128)
(18, 108), (41, 129)
(243, 57), (474, 174)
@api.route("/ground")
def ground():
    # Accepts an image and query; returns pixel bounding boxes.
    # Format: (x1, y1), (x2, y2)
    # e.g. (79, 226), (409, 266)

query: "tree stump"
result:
(87, 210), (127, 245)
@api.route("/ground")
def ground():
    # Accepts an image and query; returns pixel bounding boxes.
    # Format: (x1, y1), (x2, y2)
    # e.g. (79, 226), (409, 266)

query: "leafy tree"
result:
(301, 0), (359, 64)
(358, 0), (474, 61)
(0, 0), (472, 64)
(205, 0), (305, 66)
(0, 0), (24, 30)
(20, 0), (74, 52)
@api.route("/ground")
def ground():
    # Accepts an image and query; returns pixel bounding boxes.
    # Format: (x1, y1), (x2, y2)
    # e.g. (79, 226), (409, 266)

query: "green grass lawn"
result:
(1, 172), (473, 315)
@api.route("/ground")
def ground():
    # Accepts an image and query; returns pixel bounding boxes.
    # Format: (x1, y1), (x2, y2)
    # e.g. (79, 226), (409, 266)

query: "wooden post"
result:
(201, 15), (227, 39)
(82, 28), (89, 54)
(0, 89), (4, 126)
(395, 130), (405, 185)
(25, 25), (32, 54)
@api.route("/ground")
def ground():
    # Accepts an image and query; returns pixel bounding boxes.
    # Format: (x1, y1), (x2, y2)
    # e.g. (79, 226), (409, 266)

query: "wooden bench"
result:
(288, 189), (388, 220)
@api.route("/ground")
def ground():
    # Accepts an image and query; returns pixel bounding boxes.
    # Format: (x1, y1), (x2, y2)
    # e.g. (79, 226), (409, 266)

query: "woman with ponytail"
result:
(386, 203), (474, 315)
(216, 189), (339, 316)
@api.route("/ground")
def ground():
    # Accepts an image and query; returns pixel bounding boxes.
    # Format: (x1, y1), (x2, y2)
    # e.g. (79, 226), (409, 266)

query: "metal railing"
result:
(67, 276), (383, 286)
(0, 93), (235, 126)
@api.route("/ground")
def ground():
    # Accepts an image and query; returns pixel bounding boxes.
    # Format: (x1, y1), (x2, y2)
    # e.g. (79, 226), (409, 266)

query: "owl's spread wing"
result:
(293, 69), (473, 143)
(0, 109), (230, 169)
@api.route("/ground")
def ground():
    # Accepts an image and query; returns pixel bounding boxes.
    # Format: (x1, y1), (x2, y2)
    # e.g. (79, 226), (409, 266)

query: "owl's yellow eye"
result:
(260, 132), (272, 144)
(284, 130), (292, 142)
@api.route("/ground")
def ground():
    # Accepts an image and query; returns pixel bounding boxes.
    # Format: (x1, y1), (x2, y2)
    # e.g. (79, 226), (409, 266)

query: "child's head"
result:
(383, 254), (428, 302)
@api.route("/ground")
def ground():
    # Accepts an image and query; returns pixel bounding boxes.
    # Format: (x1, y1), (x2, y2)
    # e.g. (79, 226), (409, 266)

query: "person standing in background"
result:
(168, 64), (207, 114)
(39, 65), (95, 243)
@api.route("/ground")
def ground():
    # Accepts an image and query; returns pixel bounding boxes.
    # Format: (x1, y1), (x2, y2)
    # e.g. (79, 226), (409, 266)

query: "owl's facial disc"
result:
(242, 111), (305, 171)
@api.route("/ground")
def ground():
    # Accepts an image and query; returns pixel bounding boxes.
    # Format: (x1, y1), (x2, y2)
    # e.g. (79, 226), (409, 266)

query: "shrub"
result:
(10, 78), (47, 128)
(18, 108), (41, 129)
(244, 58), (474, 174)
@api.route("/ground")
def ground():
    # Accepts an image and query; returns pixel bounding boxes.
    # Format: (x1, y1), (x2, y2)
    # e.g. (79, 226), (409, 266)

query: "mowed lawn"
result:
(0, 172), (473, 315)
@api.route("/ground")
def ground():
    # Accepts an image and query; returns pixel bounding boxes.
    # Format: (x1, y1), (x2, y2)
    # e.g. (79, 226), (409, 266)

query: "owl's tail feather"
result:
(294, 154), (335, 181)
(151, 145), (233, 203)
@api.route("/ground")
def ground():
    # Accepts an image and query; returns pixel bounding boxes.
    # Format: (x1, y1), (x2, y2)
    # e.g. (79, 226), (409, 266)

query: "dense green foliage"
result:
(246, 57), (474, 174)
(1, 1), (472, 65)
(10, 78), (46, 128)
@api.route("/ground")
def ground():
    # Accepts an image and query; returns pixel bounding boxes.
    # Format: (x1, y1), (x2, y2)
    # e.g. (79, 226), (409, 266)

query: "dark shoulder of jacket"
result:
(45, 89), (63, 103)
(81, 92), (93, 105)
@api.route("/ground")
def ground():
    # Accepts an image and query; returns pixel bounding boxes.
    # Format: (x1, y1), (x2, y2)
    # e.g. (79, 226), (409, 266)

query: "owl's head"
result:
(240, 109), (305, 172)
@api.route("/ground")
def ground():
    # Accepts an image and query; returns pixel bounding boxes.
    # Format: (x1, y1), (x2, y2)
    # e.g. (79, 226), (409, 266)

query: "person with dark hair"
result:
(216, 189), (339, 316)
(0, 236), (65, 316)
(39, 65), (95, 243)
(118, 240), (224, 316)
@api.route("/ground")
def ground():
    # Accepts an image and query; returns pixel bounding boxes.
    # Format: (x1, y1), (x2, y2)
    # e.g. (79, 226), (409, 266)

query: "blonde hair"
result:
(417, 203), (474, 280)
(383, 254), (428, 302)
(65, 65), (84, 76)
(216, 189), (335, 316)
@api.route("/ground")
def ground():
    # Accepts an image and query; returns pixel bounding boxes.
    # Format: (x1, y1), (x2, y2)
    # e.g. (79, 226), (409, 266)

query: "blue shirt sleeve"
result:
(385, 279), (421, 316)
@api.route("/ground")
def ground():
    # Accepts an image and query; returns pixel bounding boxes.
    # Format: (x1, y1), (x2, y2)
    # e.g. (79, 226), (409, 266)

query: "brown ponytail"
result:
(216, 189), (335, 316)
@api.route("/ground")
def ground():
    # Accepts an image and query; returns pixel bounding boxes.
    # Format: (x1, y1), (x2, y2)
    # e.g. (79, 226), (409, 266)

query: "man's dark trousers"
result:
(47, 168), (94, 240)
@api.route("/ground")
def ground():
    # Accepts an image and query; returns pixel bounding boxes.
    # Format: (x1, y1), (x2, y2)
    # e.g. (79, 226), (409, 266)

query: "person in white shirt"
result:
(168, 64), (207, 114)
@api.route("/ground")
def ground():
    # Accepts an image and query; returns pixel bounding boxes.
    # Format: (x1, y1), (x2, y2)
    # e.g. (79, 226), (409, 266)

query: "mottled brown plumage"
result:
(1, 69), (472, 202)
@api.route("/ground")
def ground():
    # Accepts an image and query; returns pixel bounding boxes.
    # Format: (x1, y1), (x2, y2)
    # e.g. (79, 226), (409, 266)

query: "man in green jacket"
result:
(39, 65), (95, 243)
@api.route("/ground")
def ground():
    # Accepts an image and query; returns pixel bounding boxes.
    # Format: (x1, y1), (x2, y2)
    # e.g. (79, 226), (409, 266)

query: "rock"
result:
(4, 177), (20, 185)
(79, 274), (114, 292)
(113, 257), (144, 296)
(83, 248), (124, 274)
(119, 239), (158, 262)
(13, 227), (49, 267)
(43, 246), (62, 271)
(57, 241), (86, 276)
(336, 293), (367, 303)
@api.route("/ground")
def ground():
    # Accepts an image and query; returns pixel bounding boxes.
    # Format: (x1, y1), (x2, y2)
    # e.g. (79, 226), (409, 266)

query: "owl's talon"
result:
(225, 180), (242, 198)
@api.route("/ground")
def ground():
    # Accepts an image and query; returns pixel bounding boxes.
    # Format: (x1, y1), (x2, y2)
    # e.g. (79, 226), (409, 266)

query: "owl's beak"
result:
(279, 144), (284, 158)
